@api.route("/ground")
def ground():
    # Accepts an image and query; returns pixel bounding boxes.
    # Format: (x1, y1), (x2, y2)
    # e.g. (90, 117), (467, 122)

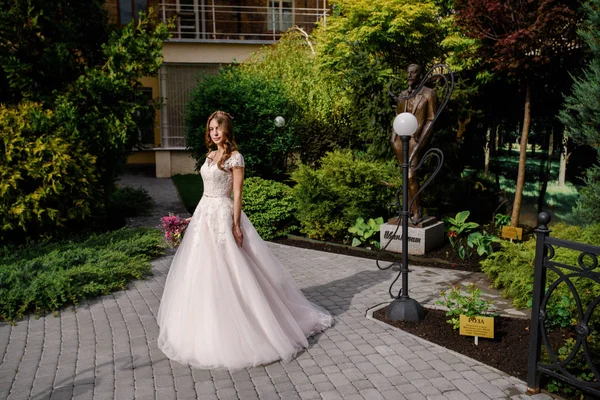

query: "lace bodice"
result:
(200, 152), (245, 197)
(191, 152), (245, 245)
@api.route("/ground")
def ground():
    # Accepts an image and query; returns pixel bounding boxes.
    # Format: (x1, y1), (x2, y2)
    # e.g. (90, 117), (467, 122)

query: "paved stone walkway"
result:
(0, 174), (551, 400)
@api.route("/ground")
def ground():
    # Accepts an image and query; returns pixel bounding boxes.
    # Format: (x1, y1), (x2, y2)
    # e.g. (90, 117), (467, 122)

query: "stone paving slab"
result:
(0, 174), (550, 399)
(1, 243), (550, 400)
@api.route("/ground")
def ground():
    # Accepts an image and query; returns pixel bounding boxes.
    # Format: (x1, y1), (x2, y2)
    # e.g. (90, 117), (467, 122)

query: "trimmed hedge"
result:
(242, 177), (297, 240)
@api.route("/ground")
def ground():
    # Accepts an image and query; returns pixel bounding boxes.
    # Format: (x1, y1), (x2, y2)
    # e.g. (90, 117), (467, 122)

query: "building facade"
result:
(105, 0), (328, 177)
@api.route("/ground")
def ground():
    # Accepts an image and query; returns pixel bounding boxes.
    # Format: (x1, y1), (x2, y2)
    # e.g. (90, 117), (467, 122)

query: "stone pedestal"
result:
(380, 220), (444, 255)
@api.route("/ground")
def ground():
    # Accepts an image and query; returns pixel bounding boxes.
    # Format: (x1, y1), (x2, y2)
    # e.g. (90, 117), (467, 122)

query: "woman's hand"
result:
(233, 224), (243, 247)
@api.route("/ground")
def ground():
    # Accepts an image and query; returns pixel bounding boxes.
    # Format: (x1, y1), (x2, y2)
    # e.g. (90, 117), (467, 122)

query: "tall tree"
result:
(313, 0), (445, 156)
(0, 6), (169, 240)
(455, 0), (581, 226)
(0, 0), (109, 105)
(560, 0), (600, 151)
(560, 0), (600, 224)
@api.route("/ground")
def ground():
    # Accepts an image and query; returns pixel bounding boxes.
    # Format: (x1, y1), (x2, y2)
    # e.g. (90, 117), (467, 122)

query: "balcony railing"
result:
(159, 2), (328, 42)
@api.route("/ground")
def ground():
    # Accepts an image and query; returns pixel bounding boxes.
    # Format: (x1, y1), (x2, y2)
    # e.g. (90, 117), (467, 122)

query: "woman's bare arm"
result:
(232, 166), (245, 247)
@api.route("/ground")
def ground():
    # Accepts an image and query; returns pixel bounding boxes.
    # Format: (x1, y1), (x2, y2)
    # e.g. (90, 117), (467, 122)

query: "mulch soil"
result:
(373, 307), (530, 381)
(273, 236), (485, 272)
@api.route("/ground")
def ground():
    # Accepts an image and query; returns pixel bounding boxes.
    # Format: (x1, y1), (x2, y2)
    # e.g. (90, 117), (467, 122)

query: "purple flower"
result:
(158, 214), (190, 248)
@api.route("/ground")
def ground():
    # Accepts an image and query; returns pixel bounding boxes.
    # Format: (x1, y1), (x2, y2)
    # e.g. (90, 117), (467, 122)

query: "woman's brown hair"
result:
(205, 110), (238, 171)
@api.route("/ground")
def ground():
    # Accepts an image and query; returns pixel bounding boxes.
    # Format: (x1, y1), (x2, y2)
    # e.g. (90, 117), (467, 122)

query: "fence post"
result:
(527, 212), (551, 393)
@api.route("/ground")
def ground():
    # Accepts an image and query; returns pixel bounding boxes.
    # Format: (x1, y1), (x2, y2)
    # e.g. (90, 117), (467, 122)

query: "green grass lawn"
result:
(172, 173), (203, 214)
(474, 150), (581, 225)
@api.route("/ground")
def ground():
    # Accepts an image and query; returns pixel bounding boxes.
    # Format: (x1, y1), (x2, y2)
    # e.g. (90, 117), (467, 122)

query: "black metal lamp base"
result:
(386, 297), (425, 321)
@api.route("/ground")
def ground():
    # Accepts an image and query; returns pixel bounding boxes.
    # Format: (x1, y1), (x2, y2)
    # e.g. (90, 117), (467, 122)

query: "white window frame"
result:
(267, 0), (294, 32)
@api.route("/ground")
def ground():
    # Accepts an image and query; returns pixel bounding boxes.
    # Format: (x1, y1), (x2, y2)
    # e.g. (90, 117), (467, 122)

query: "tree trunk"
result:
(546, 128), (554, 176)
(456, 112), (472, 142)
(537, 127), (554, 213)
(484, 126), (491, 177)
(559, 132), (568, 187)
(510, 83), (531, 227)
(494, 124), (500, 153)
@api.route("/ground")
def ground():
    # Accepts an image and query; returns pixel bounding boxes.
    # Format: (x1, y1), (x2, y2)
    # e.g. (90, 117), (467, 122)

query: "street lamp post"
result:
(377, 64), (453, 322)
(386, 113), (425, 322)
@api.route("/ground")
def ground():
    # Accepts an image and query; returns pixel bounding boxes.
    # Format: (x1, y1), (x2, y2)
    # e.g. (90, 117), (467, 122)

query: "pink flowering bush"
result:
(159, 214), (189, 248)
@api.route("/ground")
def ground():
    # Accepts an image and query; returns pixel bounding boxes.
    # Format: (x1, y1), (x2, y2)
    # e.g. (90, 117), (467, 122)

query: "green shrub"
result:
(480, 222), (600, 310)
(54, 10), (170, 198)
(185, 66), (297, 179)
(0, 227), (165, 321)
(108, 186), (155, 218)
(573, 165), (600, 225)
(291, 149), (400, 240)
(242, 31), (355, 164)
(242, 177), (297, 240)
(0, 103), (99, 242)
(435, 283), (497, 330)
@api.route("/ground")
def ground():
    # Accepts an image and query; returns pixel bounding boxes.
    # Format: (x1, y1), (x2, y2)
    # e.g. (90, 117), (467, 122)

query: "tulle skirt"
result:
(157, 196), (332, 370)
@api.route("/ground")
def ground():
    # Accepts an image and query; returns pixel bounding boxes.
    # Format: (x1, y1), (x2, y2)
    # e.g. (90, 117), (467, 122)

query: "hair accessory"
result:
(215, 110), (234, 120)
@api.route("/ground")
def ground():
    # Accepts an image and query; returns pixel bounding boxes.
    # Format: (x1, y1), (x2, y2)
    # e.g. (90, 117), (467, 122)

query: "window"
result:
(135, 87), (155, 147)
(267, 1), (293, 32)
(161, 64), (221, 148)
(119, 0), (148, 25)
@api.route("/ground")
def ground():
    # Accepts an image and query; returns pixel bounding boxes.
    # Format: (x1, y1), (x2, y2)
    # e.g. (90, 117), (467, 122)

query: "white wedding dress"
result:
(157, 152), (332, 370)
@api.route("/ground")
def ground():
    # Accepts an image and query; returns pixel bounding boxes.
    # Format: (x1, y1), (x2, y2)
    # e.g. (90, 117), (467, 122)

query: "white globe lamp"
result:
(274, 116), (286, 128)
(393, 112), (418, 136)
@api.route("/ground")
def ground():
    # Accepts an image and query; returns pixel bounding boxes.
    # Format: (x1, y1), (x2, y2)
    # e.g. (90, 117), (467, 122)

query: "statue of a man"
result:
(391, 64), (438, 221)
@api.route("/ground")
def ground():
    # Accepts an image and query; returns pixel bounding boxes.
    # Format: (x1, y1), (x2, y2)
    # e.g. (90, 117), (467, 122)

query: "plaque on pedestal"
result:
(380, 219), (444, 255)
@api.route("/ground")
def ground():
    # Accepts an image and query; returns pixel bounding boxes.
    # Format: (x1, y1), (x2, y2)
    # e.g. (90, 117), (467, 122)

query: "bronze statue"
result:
(391, 64), (438, 222)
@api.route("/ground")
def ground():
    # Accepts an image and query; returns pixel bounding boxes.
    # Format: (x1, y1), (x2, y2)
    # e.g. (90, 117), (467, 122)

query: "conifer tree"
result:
(560, 0), (600, 224)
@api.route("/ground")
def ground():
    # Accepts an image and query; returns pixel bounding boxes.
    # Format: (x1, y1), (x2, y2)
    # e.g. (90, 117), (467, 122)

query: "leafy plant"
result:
(445, 210), (480, 236)
(436, 283), (497, 330)
(467, 231), (500, 256)
(242, 177), (297, 240)
(494, 213), (511, 228)
(312, 0), (444, 156)
(543, 294), (577, 330)
(545, 335), (599, 397)
(0, 9), (170, 243)
(348, 217), (384, 249)
(444, 210), (480, 259)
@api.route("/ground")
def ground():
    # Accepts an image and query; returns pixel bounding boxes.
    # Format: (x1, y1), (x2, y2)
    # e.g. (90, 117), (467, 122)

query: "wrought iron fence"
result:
(527, 212), (600, 397)
(158, 2), (328, 41)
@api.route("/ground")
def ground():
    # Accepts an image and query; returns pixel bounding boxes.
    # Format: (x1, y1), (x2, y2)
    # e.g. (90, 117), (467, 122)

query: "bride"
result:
(157, 111), (332, 370)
